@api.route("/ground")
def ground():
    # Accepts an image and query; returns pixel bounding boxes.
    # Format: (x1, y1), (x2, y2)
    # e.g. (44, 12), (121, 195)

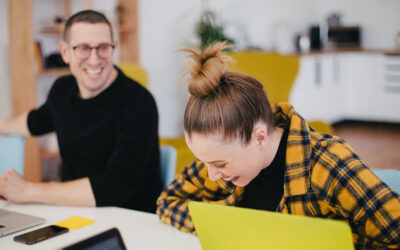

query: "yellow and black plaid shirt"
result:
(157, 103), (400, 249)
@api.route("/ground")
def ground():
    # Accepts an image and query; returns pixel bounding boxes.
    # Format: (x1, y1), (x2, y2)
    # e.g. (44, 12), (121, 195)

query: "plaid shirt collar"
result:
(274, 102), (312, 197)
(214, 102), (312, 198)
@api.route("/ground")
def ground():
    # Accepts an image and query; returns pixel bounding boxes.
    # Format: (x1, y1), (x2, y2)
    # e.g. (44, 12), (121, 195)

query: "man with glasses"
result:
(0, 10), (162, 213)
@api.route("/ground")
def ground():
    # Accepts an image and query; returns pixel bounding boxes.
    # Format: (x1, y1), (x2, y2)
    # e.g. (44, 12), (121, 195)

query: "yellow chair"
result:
(118, 63), (148, 88)
(160, 137), (195, 175)
(228, 52), (299, 105)
(228, 52), (334, 135)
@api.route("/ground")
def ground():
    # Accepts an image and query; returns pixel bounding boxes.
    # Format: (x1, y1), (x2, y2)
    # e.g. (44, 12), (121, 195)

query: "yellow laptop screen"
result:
(188, 201), (354, 250)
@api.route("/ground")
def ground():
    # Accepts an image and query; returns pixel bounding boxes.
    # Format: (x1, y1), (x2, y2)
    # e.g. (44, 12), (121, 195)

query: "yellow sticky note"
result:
(55, 216), (94, 230)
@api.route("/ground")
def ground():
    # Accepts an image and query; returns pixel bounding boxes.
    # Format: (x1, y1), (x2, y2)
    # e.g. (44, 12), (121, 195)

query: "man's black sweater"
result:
(28, 69), (162, 213)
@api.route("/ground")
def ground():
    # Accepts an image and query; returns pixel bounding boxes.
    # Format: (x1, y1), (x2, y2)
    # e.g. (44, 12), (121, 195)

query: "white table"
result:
(0, 201), (201, 250)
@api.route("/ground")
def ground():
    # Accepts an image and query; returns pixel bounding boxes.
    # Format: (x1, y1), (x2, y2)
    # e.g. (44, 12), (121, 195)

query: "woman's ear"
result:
(253, 126), (269, 151)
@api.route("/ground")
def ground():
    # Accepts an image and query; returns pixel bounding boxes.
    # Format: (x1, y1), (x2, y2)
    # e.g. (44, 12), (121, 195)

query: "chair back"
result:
(0, 135), (25, 175)
(118, 63), (148, 88)
(160, 136), (196, 175)
(372, 169), (400, 194)
(160, 145), (177, 189)
(228, 52), (334, 135)
(228, 52), (299, 105)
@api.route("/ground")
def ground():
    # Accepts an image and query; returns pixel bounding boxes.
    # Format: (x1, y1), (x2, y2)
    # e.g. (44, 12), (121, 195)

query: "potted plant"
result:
(196, 10), (234, 50)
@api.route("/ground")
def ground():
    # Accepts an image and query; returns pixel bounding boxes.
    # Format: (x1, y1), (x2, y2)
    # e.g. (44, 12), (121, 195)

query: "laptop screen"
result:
(61, 228), (126, 250)
(188, 201), (354, 250)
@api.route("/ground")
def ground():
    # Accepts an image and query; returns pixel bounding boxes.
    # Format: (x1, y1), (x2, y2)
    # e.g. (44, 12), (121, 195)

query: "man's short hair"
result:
(63, 10), (113, 42)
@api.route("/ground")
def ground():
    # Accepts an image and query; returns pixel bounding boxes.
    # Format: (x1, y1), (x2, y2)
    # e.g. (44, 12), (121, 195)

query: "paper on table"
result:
(55, 216), (94, 230)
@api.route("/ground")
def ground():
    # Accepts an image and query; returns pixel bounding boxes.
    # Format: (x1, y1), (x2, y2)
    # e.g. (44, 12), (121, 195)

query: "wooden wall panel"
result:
(8, 0), (42, 182)
(118, 0), (139, 63)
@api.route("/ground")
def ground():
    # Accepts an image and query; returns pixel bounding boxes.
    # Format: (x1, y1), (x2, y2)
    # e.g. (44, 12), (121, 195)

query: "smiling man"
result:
(0, 10), (162, 213)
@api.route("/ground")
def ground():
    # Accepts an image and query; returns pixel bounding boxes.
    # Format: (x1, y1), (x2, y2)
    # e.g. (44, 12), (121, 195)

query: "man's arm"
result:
(0, 111), (31, 136)
(0, 169), (96, 206)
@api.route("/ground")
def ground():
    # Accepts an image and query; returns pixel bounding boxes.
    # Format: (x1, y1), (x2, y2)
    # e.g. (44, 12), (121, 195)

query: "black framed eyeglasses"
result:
(68, 43), (116, 59)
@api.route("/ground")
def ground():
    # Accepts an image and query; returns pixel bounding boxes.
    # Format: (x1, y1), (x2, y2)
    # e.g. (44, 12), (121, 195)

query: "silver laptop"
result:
(0, 208), (45, 237)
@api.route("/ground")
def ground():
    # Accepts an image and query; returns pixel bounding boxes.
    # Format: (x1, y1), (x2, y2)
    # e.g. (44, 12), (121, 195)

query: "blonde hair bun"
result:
(180, 41), (233, 97)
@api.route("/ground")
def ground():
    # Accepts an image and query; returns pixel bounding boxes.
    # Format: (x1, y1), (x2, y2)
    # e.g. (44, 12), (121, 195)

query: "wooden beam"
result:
(118, 0), (139, 63)
(84, 0), (93, 10)
(63, 0), (71, 19)
(8, 0), (42, 182)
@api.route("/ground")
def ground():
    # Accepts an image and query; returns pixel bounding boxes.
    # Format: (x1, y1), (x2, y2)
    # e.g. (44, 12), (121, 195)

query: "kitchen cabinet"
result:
(370, 54), (400, 121)
(290, 53), (345, 123)
(291, 51), (400, 124)
(342, 53), (376, 120)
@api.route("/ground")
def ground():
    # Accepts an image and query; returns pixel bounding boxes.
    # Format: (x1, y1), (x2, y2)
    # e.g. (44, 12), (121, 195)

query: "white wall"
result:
(207, 0), (319, 50)
(0, 0), (12, 120)
(140, 0), (201, 137)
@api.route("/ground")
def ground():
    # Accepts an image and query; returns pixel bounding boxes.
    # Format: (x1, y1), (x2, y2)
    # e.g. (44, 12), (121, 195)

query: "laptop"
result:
(188, 201), (354, 250)
(61, 228), (126, 250)
(0, 208), (45, 237)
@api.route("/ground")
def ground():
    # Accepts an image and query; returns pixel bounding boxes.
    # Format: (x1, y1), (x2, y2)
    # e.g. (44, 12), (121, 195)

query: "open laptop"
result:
(0, 208), (45, 237)
(61, 228), (126, 250)
(188, 201), (354, 250)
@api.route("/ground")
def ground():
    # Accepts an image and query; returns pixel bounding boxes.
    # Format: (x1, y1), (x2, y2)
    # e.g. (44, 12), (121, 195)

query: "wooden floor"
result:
(334, 121), (400, 170)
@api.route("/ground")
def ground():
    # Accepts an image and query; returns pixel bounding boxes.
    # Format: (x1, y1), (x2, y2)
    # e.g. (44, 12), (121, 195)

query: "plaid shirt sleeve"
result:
(311, 139), (400, 249)
(156, 160), (243, 233)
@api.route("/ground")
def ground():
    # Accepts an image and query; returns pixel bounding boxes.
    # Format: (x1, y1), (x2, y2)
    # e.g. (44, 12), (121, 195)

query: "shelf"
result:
(41, 150), (60, 159)
(41, 26), (64, 34)
(38, 68), (70, 77)
(118, 26), (137, 33)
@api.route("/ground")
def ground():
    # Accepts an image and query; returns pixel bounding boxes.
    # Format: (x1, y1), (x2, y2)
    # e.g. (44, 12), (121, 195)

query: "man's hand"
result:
(0, 169), (31, 204)
(0, 170), (95, 206)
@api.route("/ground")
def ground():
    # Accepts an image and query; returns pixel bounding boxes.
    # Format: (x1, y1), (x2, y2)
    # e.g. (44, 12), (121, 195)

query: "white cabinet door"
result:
(290, 54), (345, 123)
(342, 53), (376, 120)
(370, 54), (400, 122)
(290, 55), (320, 120)
(292, 52), (400, 124)
(320, 54), (345, 122)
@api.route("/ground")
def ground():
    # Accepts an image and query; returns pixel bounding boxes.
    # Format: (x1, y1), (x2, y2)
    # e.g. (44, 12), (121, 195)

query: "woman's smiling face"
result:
(185, 124), (270, 187)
